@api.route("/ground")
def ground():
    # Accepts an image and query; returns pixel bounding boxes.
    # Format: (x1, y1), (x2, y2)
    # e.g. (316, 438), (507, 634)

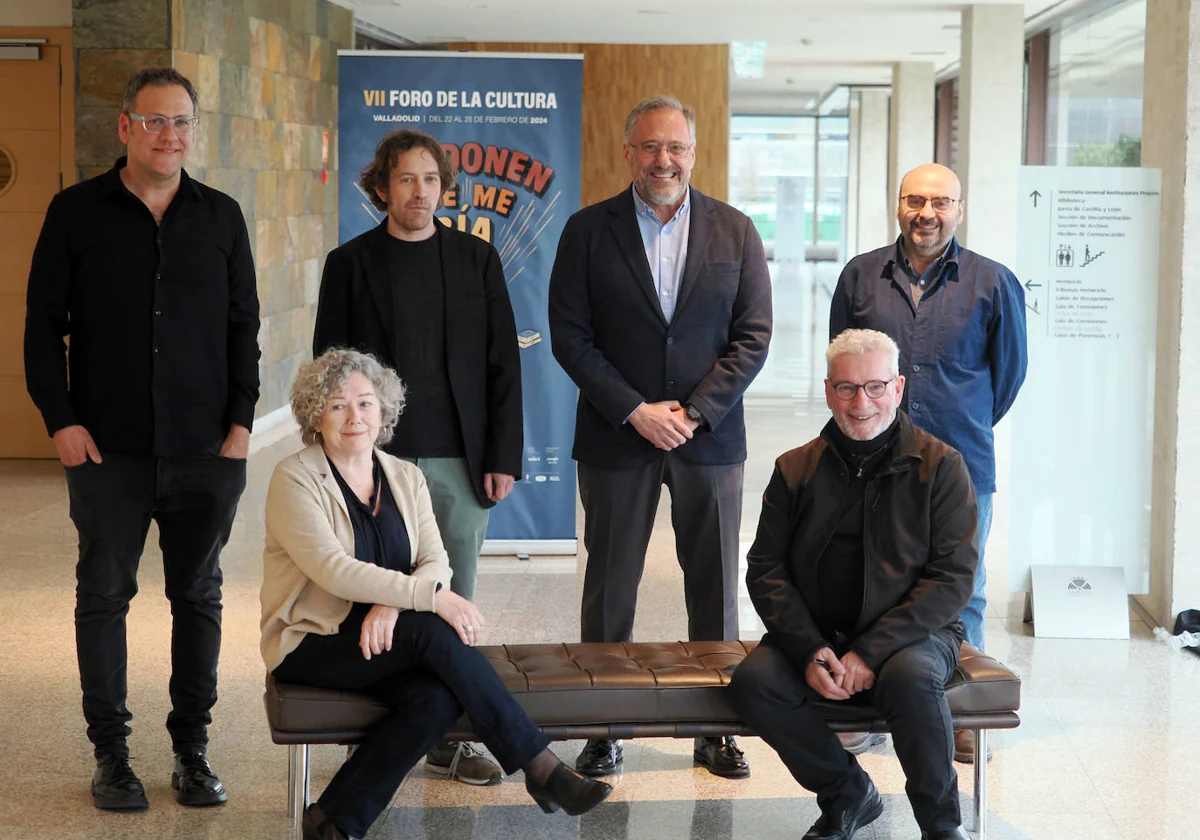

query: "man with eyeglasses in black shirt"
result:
(24, 67), (259, 812)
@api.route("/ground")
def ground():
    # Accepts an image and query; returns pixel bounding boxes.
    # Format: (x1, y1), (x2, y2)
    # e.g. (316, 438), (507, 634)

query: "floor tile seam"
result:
(1060, 728), (1130, 830)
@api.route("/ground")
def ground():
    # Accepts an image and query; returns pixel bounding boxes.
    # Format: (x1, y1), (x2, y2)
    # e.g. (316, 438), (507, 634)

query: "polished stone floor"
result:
(1, 263), (1196, 839)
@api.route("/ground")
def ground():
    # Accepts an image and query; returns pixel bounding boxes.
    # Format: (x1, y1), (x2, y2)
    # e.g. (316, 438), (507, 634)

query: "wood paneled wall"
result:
(458, 43), (729, 207)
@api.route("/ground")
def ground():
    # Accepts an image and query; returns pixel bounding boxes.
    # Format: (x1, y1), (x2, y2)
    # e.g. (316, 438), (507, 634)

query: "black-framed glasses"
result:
(127, 112), (200, 136)
(629, 141), (694, 158)
(901, 194), (958, 212)
(830, 378), (894, 400)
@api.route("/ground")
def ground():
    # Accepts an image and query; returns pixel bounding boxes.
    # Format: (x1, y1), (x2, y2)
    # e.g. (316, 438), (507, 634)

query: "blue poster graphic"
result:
(338, 51), (582, 547)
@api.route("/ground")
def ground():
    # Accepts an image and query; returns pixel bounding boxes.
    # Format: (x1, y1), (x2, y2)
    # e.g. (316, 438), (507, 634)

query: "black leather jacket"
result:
(745, 411), (978, 672)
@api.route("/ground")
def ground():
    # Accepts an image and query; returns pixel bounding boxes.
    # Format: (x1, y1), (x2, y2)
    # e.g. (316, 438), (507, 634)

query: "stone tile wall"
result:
(71, 0), (354, 421)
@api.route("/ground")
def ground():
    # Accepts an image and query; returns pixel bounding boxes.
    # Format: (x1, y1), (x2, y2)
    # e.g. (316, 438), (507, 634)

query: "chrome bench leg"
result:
(289, 744), (311, 840)
(973, 729), (987, 839)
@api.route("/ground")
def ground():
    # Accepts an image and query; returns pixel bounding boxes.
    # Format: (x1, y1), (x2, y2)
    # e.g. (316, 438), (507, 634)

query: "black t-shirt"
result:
(382, 233), (465, 458)
(329, 455), (412, 629)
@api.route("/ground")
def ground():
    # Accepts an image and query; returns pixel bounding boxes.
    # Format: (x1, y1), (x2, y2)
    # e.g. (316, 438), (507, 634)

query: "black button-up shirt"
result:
(329, 455), (414, 631)
(24, 158), (261, 457)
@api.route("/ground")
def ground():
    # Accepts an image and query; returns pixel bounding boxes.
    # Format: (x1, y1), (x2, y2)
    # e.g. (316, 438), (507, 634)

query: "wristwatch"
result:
(685, 404), (704, 427)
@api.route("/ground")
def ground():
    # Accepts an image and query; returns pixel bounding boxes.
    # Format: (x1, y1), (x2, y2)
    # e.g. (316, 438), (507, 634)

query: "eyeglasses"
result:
(901, 194), (958, 212)
(127, 112), (200, 136)
(830, 379), (895, 400)
(629, 141), (694, 158)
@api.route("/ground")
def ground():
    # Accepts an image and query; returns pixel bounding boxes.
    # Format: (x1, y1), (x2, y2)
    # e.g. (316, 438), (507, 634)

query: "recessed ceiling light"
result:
(637, 9), (668, 14)
(942, 23), (961, 30)
(910, 50), (946, 56)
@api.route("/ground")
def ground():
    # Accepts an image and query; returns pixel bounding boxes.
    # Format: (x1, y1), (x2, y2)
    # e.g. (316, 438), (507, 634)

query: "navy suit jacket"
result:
(312, 222), (522, 508)
(548, 186), (772, 467)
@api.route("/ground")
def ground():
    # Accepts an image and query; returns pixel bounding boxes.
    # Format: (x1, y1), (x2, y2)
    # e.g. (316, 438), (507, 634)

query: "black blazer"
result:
(313, 222), (522, 508)
(549, 187), (772, 467)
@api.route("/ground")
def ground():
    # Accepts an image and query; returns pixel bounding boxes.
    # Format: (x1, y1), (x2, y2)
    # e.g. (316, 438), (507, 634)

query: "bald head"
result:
(899, 163), (961, 201)
(897, 163), (964, 263)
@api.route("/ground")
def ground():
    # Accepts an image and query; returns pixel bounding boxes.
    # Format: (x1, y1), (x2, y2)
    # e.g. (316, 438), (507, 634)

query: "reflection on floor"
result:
(1, 263), (1195, 840)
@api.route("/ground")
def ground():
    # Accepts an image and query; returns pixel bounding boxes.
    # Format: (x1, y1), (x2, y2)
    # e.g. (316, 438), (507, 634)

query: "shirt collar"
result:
(100, 156), (202, 201)
(893, 235), (959, 277)
(632, 184), (691, 226)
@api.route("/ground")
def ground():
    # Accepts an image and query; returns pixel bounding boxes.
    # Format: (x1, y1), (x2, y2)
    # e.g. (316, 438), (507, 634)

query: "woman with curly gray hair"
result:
(261, 349), (611, 840)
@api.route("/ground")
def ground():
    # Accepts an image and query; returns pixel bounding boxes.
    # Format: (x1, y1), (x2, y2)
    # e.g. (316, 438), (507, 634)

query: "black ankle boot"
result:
(525, 762), (613, 816)
(302, 804), (349, 840)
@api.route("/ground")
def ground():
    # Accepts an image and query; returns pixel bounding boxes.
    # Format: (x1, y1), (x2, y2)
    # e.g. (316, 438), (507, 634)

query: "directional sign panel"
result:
(1009, 166), (1161, 594)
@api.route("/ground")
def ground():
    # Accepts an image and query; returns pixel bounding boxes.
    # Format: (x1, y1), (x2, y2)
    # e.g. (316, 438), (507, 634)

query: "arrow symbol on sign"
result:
(1024, 279), (1043, 292)
(1030, 189), (1042, 207)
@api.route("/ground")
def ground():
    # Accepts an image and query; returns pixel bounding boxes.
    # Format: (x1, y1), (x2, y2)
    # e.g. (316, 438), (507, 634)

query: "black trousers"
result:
(65, 453), (246, 756)
(274, 610), (550, 839)
(577, 457), (743, 643)
(730, 635), (962, 834)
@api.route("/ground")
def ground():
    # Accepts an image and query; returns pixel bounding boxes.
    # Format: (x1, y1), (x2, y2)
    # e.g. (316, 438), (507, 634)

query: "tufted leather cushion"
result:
(264, 640), (1020, 745)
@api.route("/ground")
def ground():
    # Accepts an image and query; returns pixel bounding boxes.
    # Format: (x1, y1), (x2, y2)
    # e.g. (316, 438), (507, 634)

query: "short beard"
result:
(905, 221), (949, 257)
(639, 173), (686, 208)
(834, 408), (896, 442)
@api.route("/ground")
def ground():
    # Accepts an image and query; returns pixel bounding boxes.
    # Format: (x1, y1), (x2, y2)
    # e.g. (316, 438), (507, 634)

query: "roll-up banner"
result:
(338, 50), (583, 554)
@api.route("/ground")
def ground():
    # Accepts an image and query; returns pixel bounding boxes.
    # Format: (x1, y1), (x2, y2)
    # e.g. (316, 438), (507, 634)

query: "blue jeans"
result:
(960, 492), (993, 650)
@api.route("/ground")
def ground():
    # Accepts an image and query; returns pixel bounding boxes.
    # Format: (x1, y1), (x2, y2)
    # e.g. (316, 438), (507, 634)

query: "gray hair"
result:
(826, 329), (900, 377)
(121, 67), (199, 114)
(291, 348), (406, 447)
(623, 95), (697, 143)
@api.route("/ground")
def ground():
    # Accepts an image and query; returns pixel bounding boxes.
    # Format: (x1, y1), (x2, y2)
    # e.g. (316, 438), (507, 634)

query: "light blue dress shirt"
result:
(632, 186), (690, 323)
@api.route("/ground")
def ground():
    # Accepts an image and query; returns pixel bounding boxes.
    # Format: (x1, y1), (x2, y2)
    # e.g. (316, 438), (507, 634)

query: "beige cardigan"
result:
(260, 444), (452, 671)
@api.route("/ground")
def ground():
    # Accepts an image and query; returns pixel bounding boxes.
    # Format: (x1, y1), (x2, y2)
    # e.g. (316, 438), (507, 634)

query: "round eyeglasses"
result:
(831, 379), (894, 400)
(127, 112), (200, 136)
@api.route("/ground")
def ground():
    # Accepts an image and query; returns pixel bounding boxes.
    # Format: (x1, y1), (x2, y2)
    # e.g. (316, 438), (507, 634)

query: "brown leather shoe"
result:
(953, 729), (993, 764)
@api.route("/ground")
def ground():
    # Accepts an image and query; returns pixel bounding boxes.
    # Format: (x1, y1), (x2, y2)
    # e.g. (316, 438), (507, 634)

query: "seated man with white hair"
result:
(730, 328), (978, 840)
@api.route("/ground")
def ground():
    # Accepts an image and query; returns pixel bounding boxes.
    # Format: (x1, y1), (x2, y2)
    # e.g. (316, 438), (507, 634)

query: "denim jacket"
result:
(829, 238), (1028, 494)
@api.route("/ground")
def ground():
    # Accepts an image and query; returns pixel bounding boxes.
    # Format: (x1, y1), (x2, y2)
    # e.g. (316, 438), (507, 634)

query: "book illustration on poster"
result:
(517, 329), (542, 349)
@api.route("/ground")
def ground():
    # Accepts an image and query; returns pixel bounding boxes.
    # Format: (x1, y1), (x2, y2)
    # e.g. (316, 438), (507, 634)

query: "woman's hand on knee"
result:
(434, 589), (486, 646)
(359, 604), (400, 660)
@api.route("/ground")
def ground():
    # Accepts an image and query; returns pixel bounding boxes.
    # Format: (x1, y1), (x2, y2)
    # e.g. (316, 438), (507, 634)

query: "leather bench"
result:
(266, 640), (1020, 840)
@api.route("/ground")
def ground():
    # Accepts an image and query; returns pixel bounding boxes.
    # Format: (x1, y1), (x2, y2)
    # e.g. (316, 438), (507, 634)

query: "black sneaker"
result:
(171, 749), (228, 807)
(92, 753), (149, 811)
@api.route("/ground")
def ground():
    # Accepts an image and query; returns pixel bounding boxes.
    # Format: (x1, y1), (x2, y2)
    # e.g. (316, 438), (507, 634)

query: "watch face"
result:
(687, 406), (702, 422)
